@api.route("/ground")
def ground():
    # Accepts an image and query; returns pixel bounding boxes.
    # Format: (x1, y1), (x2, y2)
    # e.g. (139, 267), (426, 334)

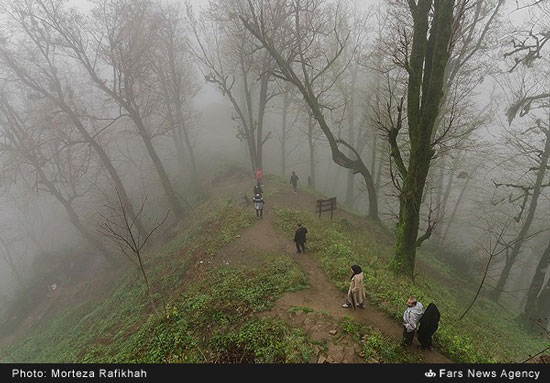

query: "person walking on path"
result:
(417, 302), (440, 351)
(402, 296), (424, 346)
(256, 168), (263, 185)
(252, 193), (265, 219)
(290, 171), (299, 193)
(253, 181), (263, 196)
(342, 265), (366, 309)
(293, 222), (308, 253)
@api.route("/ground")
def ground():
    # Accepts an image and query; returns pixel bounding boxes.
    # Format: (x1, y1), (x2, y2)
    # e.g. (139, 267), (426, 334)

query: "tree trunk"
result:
(436, 152), (460, 244)
(132, 115), (185, 220)
(344, 69), (357, 208)
(375, 143), (384, 193)
(391, 0), (455, 277)
(433, 154), (447, 224)
(165, 33), (199, 183)
(491, 130), (550, 301)
(307, 113), (316, 189)
(523, 238), (550, 320)
(392, 151), (433, 276)
(68, 113), (147, 235)
(37, 167), (115, 264)
(255, 68), (270, 171)
(440, 174), (471, 244)
(0, 235), (23, 282)
(281, 92), (289, 177)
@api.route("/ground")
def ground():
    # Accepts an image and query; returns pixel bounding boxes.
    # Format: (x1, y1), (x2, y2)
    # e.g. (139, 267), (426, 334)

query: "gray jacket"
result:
(403, 301), (424, 332)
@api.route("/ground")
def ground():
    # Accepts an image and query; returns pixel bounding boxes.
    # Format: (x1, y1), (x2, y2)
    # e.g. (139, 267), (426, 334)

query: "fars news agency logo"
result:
(425, 369), (437, 378)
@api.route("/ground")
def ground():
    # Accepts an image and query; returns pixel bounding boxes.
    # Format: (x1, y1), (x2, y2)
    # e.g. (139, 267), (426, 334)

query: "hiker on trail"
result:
(342, 264), (365, 309)
(293, 223), (308, 253)
(252, 193), (264, 218)
(402, 296), (424, 346)
(256, 168), (263, 185)
(417, 302), (440, 351)
(290, 171), (299, 193)
(254, 181), (263, 196)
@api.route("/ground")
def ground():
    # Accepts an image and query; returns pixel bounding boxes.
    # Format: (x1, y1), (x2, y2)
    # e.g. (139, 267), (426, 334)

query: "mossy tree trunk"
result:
(390, 0), (455, 277)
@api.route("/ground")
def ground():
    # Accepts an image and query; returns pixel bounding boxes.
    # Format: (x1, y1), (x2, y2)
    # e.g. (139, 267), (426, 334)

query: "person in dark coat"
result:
(253, 182), (263, 196)
(293, 223), (308, 253)
(417, 302), (440, 351)
(290, 171), (299, 193)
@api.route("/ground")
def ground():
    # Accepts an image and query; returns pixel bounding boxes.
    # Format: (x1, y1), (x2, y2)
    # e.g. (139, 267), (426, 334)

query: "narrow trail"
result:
(216, 185), (451, 363)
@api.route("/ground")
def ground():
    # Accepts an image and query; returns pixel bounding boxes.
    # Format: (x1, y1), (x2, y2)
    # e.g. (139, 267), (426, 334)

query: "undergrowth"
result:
(273, 207), (548, 363)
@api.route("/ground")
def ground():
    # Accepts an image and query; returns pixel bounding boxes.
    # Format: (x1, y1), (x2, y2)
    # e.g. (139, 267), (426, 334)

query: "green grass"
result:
(5, 177), (546, 364)
(1, 200), (260, 363)
(81, 257), (312, 363)
(288, 306), (314, 314)
(338, 317), (421, 363)
(272, 207), (548, 363)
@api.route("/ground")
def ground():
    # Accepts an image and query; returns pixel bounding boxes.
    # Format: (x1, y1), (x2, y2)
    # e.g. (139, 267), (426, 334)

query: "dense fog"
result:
(0, 0), (549, 359)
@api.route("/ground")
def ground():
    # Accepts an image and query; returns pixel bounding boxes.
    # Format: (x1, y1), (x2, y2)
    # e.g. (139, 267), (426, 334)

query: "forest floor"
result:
(2, 171), (546, 363)
(215, 181), (451, 363)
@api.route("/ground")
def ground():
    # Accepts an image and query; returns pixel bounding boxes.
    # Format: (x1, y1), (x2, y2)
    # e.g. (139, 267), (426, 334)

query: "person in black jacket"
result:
(253, 181), (263, 196)
(417, 302), (440, 351)
(293, 223), (308, 253)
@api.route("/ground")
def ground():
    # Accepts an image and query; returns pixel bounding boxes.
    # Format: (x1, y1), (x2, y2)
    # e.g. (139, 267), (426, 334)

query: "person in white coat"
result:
(402, 296), (424, 346)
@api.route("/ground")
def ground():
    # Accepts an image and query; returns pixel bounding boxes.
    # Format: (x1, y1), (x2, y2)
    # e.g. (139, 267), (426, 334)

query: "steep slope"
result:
(1, 172), (546, 363)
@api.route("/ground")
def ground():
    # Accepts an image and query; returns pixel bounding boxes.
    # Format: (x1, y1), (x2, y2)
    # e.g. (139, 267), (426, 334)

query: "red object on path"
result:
(256, 168), (263, 182)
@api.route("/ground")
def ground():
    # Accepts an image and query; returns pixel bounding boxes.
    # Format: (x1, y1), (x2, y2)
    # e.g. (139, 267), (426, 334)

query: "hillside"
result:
(0, 170), (547, 363)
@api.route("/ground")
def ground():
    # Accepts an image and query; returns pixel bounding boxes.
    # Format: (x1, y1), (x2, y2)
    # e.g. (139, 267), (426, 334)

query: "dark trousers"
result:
(292, 183), (297, 192)
(256, 208), (263, 217)
(418, 326), (437, 349)
(402, 327), (415, 345)
(295, 241), (305, 253)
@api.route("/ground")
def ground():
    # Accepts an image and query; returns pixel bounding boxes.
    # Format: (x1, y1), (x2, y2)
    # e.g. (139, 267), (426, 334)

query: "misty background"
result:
(0, 0), (548, 335)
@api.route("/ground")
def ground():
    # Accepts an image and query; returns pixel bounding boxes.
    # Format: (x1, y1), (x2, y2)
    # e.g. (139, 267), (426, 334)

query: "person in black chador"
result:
(293, 223), (308, 253)
(290, 171), (299, 193)
(253, 181), (263, 196)
(417, 302), (440, 351)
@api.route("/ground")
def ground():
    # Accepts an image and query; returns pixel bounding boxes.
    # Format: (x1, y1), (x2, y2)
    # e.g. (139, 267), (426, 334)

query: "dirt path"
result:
(216, 186), (451, 363)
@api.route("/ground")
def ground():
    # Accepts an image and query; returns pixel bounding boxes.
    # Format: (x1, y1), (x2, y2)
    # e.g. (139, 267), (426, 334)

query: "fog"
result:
(0, 0), (549, 362)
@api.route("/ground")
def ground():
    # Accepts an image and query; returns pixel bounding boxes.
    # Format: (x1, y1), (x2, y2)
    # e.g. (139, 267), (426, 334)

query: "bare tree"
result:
(0, 0), (146, 235)
(274, 84), (303, 178)
(152, 3), (200, 185)
(187, 0), (276, 174)
(0, 92), (113, 263)
(32, 0), (186, 219)
(237, 0), (380, 219)
(487, 116), (550, 305)
(98, 188), (169, 317)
